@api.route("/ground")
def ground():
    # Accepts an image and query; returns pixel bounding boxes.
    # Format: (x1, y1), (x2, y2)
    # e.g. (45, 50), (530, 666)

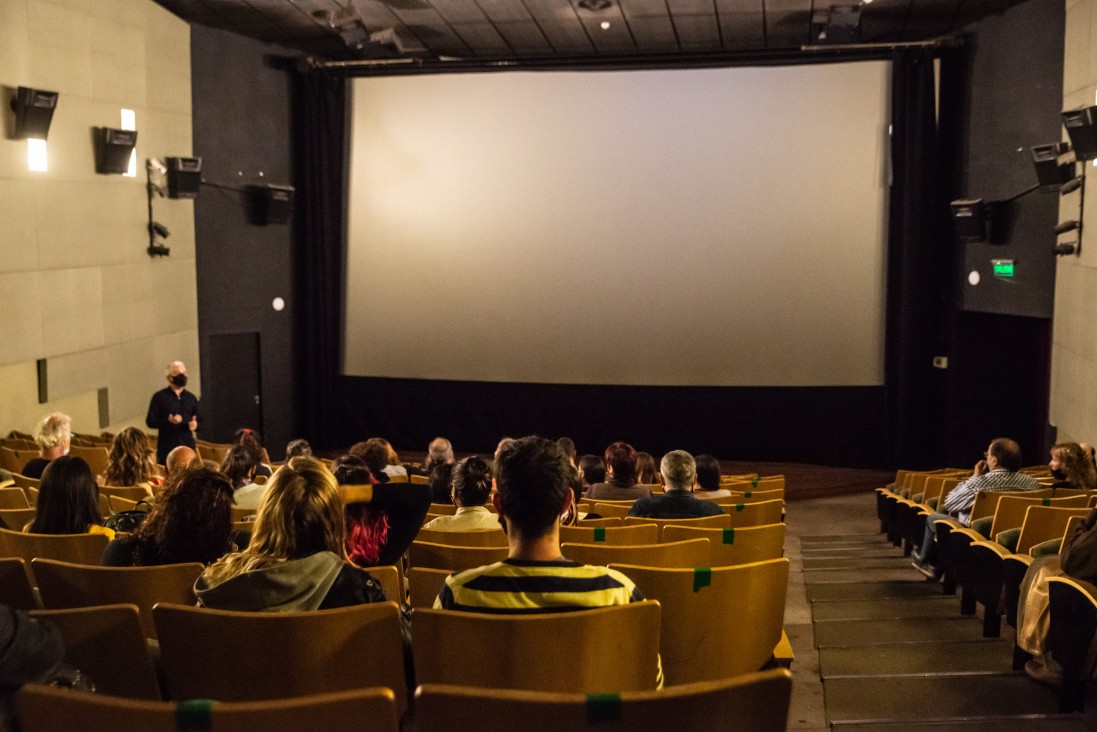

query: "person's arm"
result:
(368, 483), (432, 567)
(145, 392), (164, 430)
(941, 478), (975, 515)
(187, 394), (199, 433)
(0, 605), (64, 687)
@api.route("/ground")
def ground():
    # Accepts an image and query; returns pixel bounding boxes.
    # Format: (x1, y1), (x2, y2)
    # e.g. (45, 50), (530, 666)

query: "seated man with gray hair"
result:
(627, 450), (724, 519)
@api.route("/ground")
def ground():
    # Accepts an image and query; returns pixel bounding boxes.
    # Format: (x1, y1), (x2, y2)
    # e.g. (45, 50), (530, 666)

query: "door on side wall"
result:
(204, 332), (263, 445)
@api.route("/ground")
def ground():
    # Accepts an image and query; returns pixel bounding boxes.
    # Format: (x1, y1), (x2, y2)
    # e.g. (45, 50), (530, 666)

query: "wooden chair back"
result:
(413, 669), (793, 732)
(969, 489), (1052, 524)
(989, 494), (1091, 539)
(10, 475), (40, 494)
(413, 601), (662, 693)
(410, 473), (429, 485)
(99, 485), (153, 503)
(1016, 506), (1095, 555)
(108, 495), (150, 514)
(67, 445), (110, 478)
(721, 499), (784, 527)
(16, 685), (399, 732)
(0, 557), (39, 610)
(428, 502), (458, 516)
(576, 516), (624, 527)
(591, 503), (633, 518)
(0, 446), (37, 474)
(154, 601), (408, 712)
(0, 508), (36, 532)
(358, 564), (403, 605)
(196, 441), (231, 464)
(231, 505), (257, 522)
(610, 559), (790, 684)
(662, 523), (785, 567)
(935, 477), (965, 507)
(559, 523), (659, 546)
(0, 487), (30, 509)
(0, 527), (109, 565)
(408, 541), (509, 571)
(723, 488), (785, 503)
(415, 527), (508, 547)
(408, 566), (453, 608)
(1046, 576), (1097, 712)
(561, 538), (710, 569)
(32, 558), (203, 638)
(623, 514), (732, 533)
(30, 604), (161, 699)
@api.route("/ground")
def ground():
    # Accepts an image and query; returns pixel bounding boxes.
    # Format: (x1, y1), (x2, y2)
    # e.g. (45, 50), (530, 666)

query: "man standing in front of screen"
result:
(146, 361), (200, 466)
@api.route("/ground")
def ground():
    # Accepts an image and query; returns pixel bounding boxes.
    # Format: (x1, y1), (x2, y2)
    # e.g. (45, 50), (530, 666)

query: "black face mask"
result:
(170, 373), (188, 388)
(1051, 468), (1066, 481)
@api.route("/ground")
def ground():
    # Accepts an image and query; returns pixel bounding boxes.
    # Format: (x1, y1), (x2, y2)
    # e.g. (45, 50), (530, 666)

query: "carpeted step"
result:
(824, 673), (1059, 722)
(807, 580), (943, 601)
(802, 556), (914, 570)
(802, 534), (885, 543)
(831, 715), (1092, 731)
(804, 566), (930, 584)
(811, 596), (962, 621)
(819, 639), (1009, 676)
(814, 616), (984, 647)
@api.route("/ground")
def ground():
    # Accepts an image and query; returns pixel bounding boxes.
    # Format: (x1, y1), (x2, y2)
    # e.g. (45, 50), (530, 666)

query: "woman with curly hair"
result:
(100, 467), (235, 567)
(194, 457), (386, 611)
(28, 457), (113, 539)
(423, 456), (499, 532)
(103, 427), (160, 492)
(1048, 441), (1097, 491)
(334, 454), (431, 568)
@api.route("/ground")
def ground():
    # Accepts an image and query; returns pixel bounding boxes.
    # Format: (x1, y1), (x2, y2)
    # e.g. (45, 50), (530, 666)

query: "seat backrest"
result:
(576, 516), (624, 527)
(935, 477), (965, 507)
(32, 558), (203, 638)
(1046, 576), (1097, 692)
(407, 541), (509, 571)
(413, 601), (661, 693)
(10, 475), (40, 493)
(723, 488), (785, 503)
(559, 524), (659, 546)
(561, 538), (710, 569)
(99, 485), (153, 503)
(591, 503), (632, 518)
(413, 669), (792, 732)
(408, 566), (454, 608)
(623, 514), (732, 532)
(416, 527), (509, 547)
(990, 494), (1091, 539)
(721, 499), (784, 527)
(969, 489), (1052, 523)
(0, 557), (39, 610)
(0, 447), (37, 474)
(410, 474), (429, 485)
(609, 559), (789, 684)
(108, 495), (149, 514)
(30, 604), (161, 699)
(16, 684), (399, 732)
(154, 601), (408, 713)
(0, 487), (30, 510)
(0, 527), (109, 565)
(661, 523), (785, 567)
(357, 564), (403, 605)
(67, 445), (109, 478)
(429, 502), (458, 516)
(1016, 506), (1095, 555)
(231, 505), (257, 522)
(0, 508), (36, 532)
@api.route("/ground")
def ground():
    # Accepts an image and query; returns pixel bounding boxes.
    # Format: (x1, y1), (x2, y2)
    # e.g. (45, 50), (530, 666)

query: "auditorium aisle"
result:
(782, 492), (1097, 731)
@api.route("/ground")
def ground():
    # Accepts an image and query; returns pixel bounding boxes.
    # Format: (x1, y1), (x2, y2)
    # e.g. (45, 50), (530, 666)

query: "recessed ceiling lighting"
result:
(600, 21), (611, 30)
(578, 0), (612, 11)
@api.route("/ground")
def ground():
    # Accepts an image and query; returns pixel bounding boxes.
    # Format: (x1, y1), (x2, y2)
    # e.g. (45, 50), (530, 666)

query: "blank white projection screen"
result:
(345, 62), (889, 387)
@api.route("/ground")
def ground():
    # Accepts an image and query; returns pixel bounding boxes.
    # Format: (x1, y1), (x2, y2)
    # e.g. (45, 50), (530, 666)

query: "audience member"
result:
(693, 454), (731, 499)
(285, 438), (312, 459)
(428, 462), (456, 504)
(424, 437), (454, 471)
(634, 451), (660, 485)
(20, 413), (72, 479)
(195, 457), (387, 611)
(102, 427), (160, 492)
(350, 438), (407, 480)
(423, 457), (499, 532)
(912, 437), (1040, 577)
(585, 441), (652, 501)
(556, 437), (577, 467)
(334, 455), (431, 567)
(577, 454), (605, 493)
(494, 436), (515, 461)
(145, 360), (199, 465)
(628, 451), (724, 519)
(165, 445), (200, 475)
(101, 467), (235, 567)
(0, 604), (65, 727)
(232, 428), (273, 480)
(28, 457), (114, 539)
(1047, 441), (1096, 491)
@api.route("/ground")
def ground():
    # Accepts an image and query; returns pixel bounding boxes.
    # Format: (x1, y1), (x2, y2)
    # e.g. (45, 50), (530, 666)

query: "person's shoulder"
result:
(695, 497), (725, 515)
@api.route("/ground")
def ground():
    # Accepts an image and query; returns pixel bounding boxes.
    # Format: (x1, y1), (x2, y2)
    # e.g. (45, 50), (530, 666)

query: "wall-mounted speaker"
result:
(1062, 106), (1097, 161)
(10, 87), (59, 140)
(951, 199), (987, 242)
(248, 183), (295, 225)
(94, 127), (138, 174)
(166, 156), (202, 198)
(1030, 143), (1073, 191)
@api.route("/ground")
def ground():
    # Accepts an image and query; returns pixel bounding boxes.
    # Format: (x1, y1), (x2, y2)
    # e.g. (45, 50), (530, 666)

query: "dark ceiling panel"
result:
(521, 0), (580, 21)
(477, 0), (535, 22)
(582, 17), (638, 51)
(716, 0), (764, 13)
(619, 0), (673, 17)
(719, 11), (765, 47)
(765, 10), (811, 47)
(413, 24), (473, 54)
(538, 19), (596, 51)
(386, 6), (448, 25)
(452, 22), (513, 53)
(494, 21), (554, 52)
(668, 0), (719, 13)
(629, 15), (680, 50)
(764, 0), (812, 12)
(430, 0), (488, 22)
(675, 13), (721, 45)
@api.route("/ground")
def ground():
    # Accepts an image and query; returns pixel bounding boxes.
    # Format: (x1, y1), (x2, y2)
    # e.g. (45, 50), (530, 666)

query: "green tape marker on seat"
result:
(594, 526), (606, 542)
(751, 474), (759, 488)
(744, 491), (753, 498)
(694, 567), (711, 592)
(722, 527), (735, 545)
(1042, 498), (1050, 506)
(176, 700), (217, 731)
(735, 503), (746, 512)
(586, 693), (622, 723)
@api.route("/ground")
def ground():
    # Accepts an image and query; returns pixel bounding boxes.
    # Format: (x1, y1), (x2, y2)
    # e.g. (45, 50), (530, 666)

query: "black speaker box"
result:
(11, 87), (58, 140)
(166, 156), (202, 199)
(248, 184), (295, 225)
(1062, 106), (1097, 161)
(94, 127), (137, 174)
(950, 199), (987, 242)
(1030, 143), (1073, 190)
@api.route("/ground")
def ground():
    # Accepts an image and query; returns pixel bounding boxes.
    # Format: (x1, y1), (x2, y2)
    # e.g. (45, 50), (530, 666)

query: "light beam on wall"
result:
(27, 138), (47, 172)
(121, 108), (137, 177)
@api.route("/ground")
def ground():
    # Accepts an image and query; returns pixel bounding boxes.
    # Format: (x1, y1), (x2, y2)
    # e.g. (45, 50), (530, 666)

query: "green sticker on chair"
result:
(693, 567), (711, 592)
(176, 700), (217, 731)
(752, 474), (759, 488)
(587, 693), (622, 723)
(744, 491), (753, 498)
(1042, 498), (1050, 506)
(593, 526), (606, 542)
(722, 527), (735, 545)
(735, 503), (746, 512)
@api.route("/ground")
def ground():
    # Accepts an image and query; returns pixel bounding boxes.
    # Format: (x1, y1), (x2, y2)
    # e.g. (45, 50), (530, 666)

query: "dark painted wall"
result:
(191, 26), (298, 460)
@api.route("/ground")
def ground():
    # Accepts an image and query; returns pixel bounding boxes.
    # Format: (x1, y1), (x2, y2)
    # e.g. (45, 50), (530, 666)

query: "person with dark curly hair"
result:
(334, 454), (431, 568)
(423, 456), (500, 532)
(100, 467), (235, 567)
(428, 462), (455, 504)
(28, 457), (113, 539)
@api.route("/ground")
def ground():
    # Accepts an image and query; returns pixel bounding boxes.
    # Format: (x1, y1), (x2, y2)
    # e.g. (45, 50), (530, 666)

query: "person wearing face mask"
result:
(1047, 441), (1097, 491)
(146, 361), (200, 466)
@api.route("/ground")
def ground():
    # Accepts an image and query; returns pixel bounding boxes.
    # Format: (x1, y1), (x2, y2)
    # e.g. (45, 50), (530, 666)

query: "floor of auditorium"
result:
(784, 490), (1097, 730)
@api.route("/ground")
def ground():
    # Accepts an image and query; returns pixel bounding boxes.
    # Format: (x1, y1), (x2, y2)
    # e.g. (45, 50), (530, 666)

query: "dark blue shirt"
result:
(627, 489), (725, 519)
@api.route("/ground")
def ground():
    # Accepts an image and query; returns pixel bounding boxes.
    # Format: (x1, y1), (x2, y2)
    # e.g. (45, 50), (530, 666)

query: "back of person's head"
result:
(331, 454), (374, 485)
(356, 441), (392, 476)
(577, 454), (605, 485)
(660, 450), (697, 491)
(989, 437), (1023, 472)
(1051, 442), (1097, 490)
(104, 427), (155, 486)
(428, 462), (455, 504)
(30, 456), (102, 534)
(365, 437), (400, 465)
(427, 437), (453, 467)
(34, 412), (71, 451)
(220, 444), (258, 488)
(556, 437), (577, 464)
(694, 454), (721, 492)
(494, 437), (515, 461)
(604, 441), (638, 483)
(133, 467), (234, 565)
(634, 452), (659, 484)
(452, 456), (492, 507)
(331, 454), (389, 567)
(165, 446), (200, 474)
(285, 438), (312, 460)
(495, 436), (571, 539)
(233, 428), (263, 454)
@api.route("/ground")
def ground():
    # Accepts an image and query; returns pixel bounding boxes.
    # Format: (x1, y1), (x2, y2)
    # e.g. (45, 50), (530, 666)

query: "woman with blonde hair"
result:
(20, 413), (72, 480)
(194, 457), (386, 611)
(103, 427), (160, 491)
(1048, 441), (1097, 491)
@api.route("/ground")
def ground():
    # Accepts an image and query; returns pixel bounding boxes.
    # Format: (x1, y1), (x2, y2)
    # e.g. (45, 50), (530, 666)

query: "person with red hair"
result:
(332, 455), (431, 567)
(585, 441), (652, 501)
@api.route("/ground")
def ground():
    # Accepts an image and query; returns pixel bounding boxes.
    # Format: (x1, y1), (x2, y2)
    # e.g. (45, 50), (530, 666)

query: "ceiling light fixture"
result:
(578, 0), (612, 11)
(600, 21), (611, 30)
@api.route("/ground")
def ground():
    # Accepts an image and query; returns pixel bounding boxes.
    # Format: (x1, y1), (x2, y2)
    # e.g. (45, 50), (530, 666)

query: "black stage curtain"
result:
(292, 69), (347, 450)
(884, 48), (953, 468)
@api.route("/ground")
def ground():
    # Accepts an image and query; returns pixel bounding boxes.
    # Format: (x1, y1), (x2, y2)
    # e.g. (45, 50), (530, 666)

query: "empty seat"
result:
(407, 541), (509, 571)
(661, 523), (785, 566)
(561, 538), (710, 569)
(0, 527), (109, 565)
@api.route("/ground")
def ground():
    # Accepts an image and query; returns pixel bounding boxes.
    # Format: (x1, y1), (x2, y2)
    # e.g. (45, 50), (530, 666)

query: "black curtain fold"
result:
(292, 69), (347, 450)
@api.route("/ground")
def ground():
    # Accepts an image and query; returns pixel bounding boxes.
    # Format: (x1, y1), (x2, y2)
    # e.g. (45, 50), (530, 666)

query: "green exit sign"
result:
(992, 259), (1015, 278)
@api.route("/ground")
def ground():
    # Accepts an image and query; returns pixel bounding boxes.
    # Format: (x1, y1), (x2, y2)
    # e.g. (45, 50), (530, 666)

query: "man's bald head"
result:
(165, 445), (199, 474)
